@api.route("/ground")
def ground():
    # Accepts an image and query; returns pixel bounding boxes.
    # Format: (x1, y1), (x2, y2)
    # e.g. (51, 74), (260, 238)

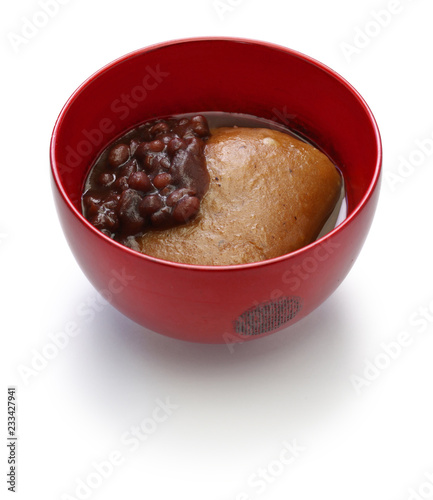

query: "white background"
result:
(2, 0), (433, 499)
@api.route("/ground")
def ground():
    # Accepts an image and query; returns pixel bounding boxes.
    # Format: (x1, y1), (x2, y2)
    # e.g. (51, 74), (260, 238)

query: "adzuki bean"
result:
(82, 115), (211, 244)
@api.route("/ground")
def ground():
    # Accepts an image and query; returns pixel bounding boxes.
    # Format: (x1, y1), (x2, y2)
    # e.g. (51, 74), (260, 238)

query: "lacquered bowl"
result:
(50, 37), (382, 343)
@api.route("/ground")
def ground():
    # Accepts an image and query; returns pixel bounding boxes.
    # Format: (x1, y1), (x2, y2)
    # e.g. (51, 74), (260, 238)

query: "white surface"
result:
(2, 1), (433, 499)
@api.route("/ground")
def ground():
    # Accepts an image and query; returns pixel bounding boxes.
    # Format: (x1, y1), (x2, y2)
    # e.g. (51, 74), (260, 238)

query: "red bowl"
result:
(50, 37), (382, 343)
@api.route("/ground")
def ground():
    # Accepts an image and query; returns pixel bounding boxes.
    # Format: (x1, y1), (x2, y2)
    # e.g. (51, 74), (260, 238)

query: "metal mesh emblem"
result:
(234, 296), (303, 336)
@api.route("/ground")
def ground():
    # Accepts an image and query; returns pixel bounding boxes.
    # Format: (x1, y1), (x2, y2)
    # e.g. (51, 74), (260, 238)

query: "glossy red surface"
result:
(50, 37), (382, 343)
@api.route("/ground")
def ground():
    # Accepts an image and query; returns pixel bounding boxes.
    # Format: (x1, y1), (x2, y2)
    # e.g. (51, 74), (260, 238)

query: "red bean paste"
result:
(82, 115), (211, 244)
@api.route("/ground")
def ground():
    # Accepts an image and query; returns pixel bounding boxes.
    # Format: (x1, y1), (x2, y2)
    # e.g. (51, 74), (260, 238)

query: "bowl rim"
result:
(50, 36), (382, 272)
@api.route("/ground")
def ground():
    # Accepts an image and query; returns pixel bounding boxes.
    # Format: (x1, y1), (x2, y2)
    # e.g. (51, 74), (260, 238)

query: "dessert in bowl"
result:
(50, 37), (382, 343)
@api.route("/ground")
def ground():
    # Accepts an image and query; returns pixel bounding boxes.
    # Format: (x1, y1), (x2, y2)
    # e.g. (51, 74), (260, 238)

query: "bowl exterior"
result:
(52, 181), (379, 343)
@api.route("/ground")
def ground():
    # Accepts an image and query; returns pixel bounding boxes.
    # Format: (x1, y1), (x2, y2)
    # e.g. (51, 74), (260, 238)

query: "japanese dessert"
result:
(82, 114), (342, 266)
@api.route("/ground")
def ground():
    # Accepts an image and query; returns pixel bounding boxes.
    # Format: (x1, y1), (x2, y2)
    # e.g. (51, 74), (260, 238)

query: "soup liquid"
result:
(83, 112), (346, 241)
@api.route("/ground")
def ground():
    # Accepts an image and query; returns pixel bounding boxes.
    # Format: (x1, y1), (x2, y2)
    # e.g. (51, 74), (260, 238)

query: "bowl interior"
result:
(51, 38), (380, 224)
